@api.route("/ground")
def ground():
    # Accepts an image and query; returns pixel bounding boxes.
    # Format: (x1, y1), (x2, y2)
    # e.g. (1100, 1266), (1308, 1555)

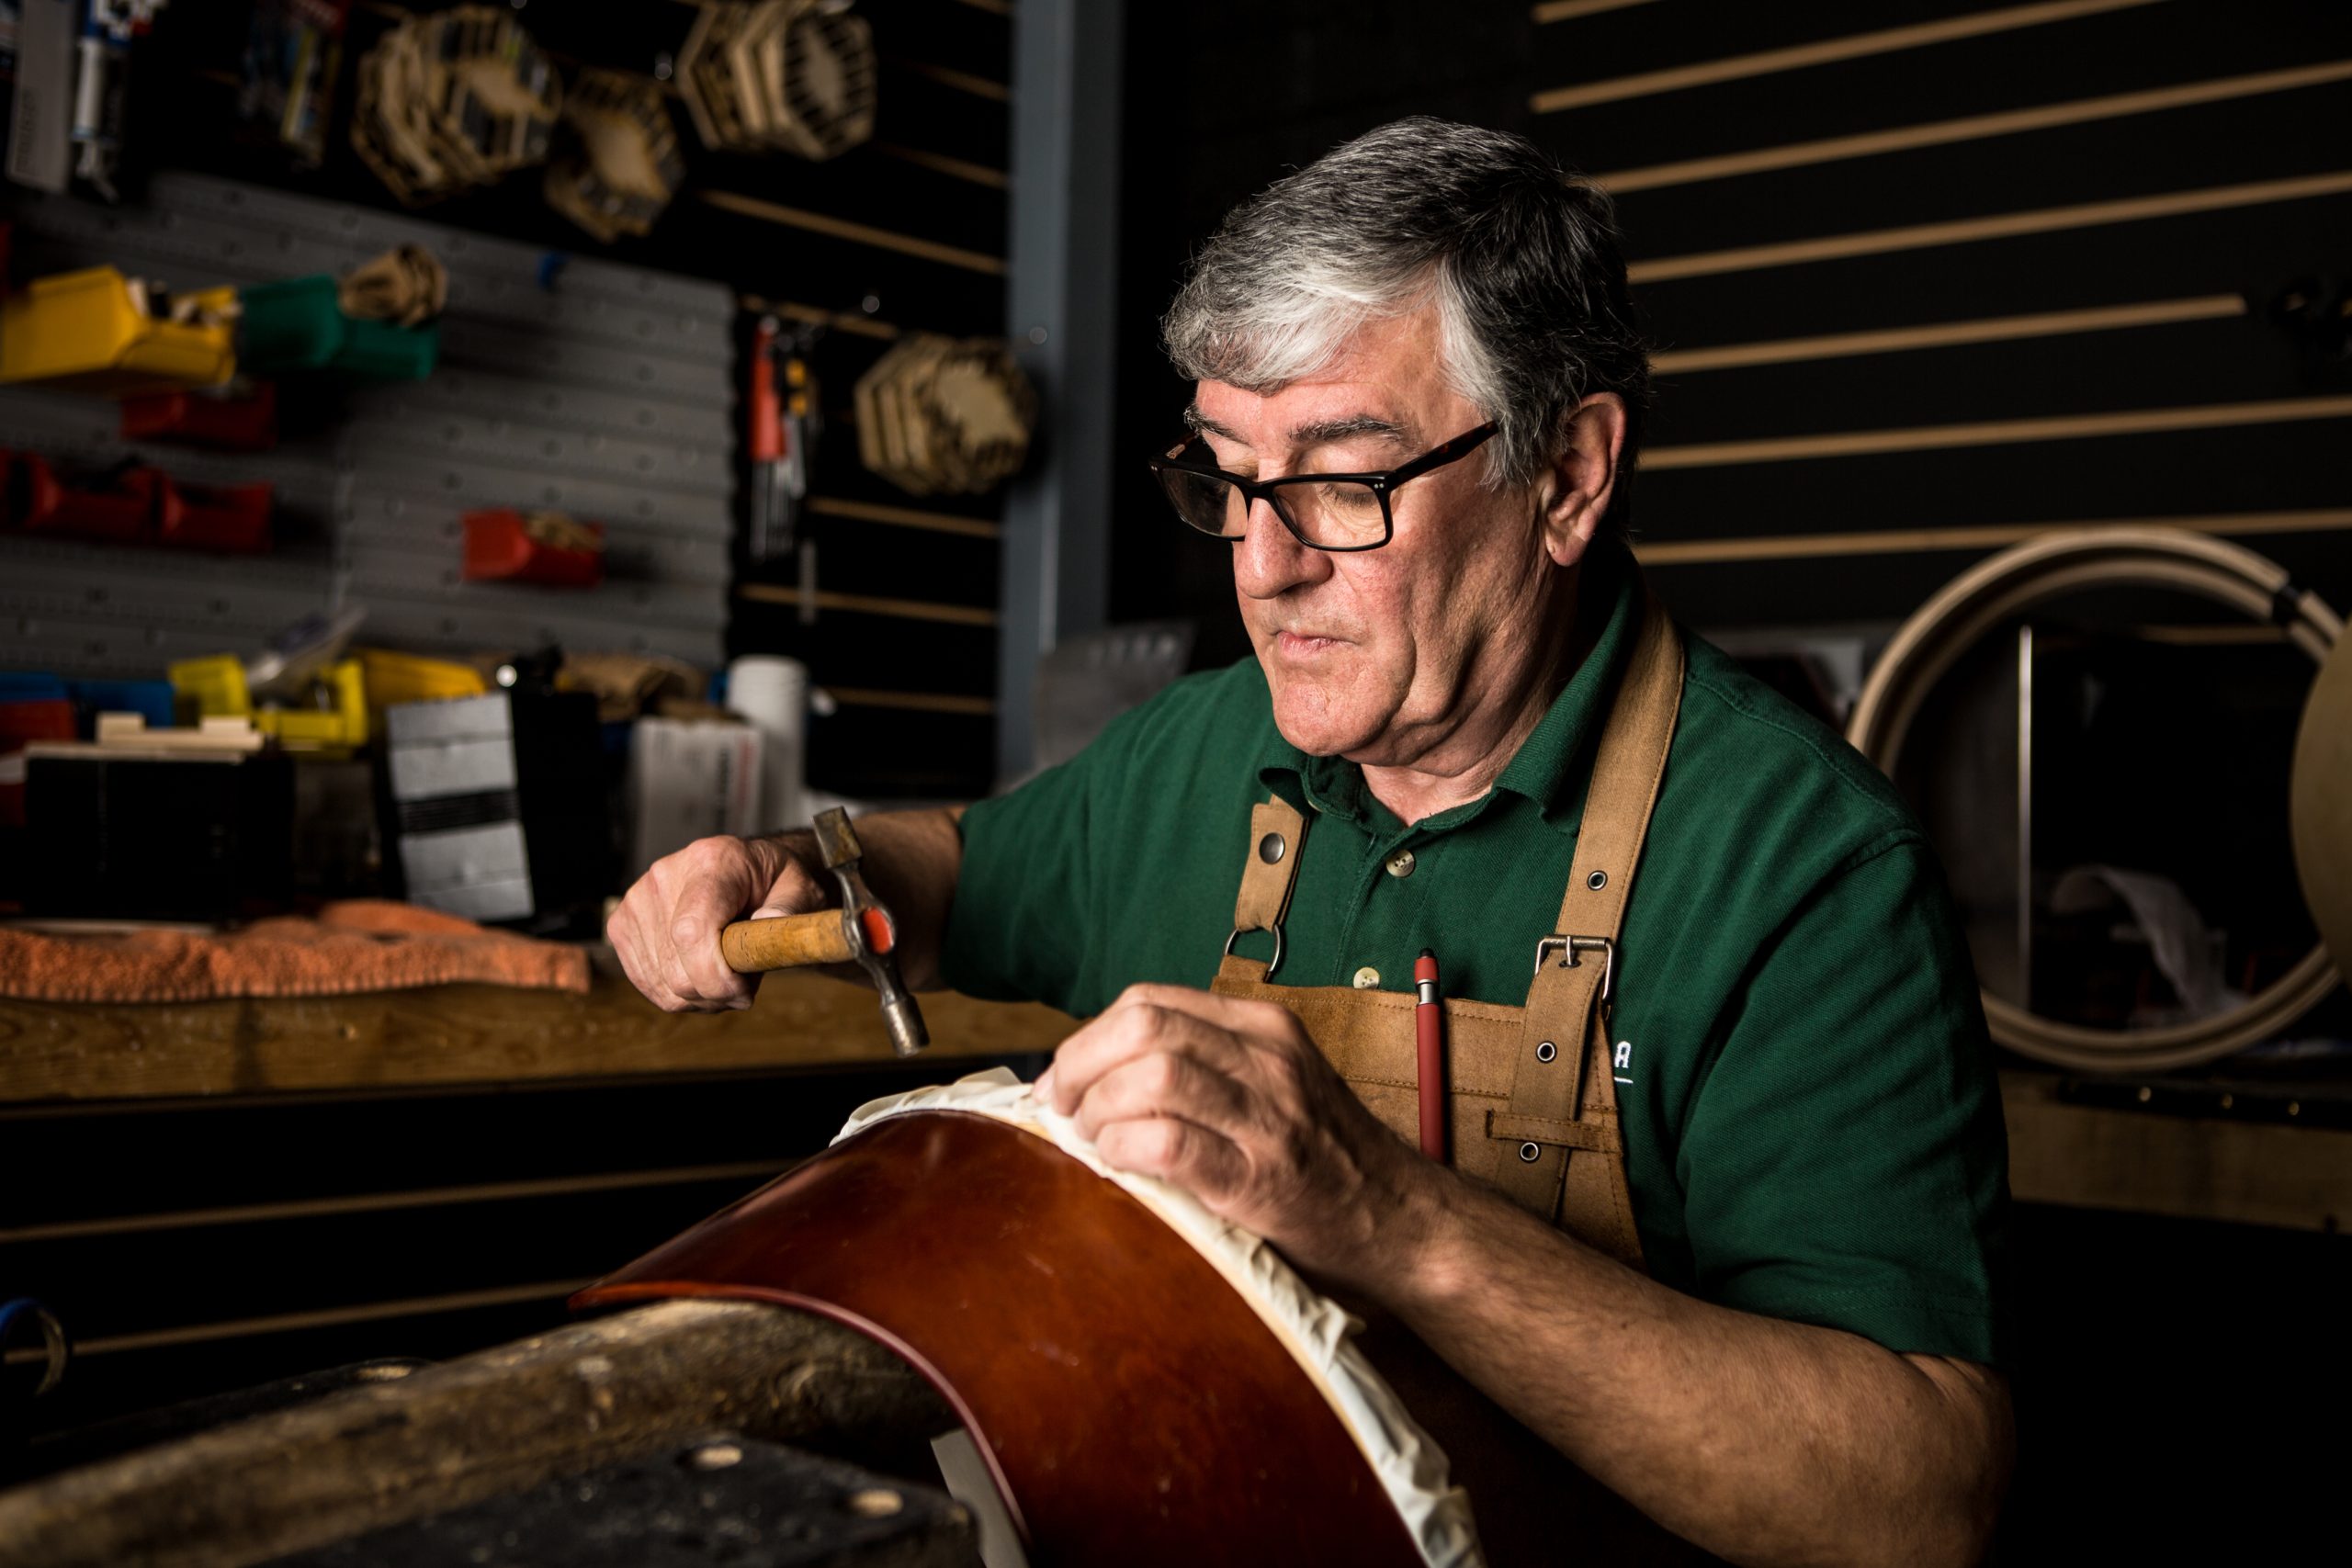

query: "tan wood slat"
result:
(1650, 295), (2245, 374)
(0, 1159), (797, 1246)
(807, 495), (1003, 538)
(825, 686), (998, 716)
(1633, 508), (2352, 565)
(698, 190), (1007, 276)
(2002, 1070), (2352, 1231)
(952, 0), (1012, 15)
(1644, 394), (2352, 469)
(739, 582), (1001, 626)
(736, 292), (900, 340)
(1532, 0), (1660, 22)
(0, 1281), (589, 1364)
(1532, 0), (2163, 113)
(888, 55), (1010, 103)
(1628, 169), (2352, 284)
(873, 141), (1010, 190)
(1599, 59), (2352, 192)
(0, 972), (1075, 1105)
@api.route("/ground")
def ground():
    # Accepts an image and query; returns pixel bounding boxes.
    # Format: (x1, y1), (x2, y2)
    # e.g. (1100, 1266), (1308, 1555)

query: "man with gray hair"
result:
(612, 118), (2012, 1565)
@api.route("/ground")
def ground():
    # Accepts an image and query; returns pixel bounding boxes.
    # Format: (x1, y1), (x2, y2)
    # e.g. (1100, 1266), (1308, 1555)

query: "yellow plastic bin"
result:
(0, 267), (238, 395)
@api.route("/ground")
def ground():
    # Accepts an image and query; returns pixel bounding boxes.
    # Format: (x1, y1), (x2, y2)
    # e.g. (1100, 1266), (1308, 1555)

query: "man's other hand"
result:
(1037, 983), (1438, 1287)
(607, 835), (824, 1011)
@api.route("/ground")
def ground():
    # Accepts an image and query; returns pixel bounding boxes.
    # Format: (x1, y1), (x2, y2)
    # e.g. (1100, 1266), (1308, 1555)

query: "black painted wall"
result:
(1112, 0), (2352, 660)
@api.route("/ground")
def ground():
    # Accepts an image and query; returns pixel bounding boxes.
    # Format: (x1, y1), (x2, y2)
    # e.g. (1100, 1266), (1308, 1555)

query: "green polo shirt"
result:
(942, 542), (2009, 1368)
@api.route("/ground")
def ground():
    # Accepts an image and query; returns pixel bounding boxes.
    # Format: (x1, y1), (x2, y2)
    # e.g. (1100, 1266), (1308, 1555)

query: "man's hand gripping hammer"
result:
(717, 808), (930, 1056)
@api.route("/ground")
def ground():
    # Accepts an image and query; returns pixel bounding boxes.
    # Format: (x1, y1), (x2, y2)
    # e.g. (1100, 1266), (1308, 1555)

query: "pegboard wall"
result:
(6, 0), (1017, 801)
(0, 172), (736, 673)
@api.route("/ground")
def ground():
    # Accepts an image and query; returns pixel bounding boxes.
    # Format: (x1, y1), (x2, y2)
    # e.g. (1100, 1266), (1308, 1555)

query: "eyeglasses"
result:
(1147, 422), (1498, 552)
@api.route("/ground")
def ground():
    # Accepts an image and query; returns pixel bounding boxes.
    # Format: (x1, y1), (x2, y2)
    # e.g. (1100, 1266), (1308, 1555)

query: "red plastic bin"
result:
(160, 479), (273, 553)
(462, 507), (605, 587)
(35, 465), (167, 541)
(1, 449), (64, 532)
(121, 383), (278, 451)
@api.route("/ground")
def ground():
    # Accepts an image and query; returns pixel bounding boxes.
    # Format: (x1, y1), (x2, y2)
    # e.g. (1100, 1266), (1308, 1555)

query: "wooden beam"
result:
(1532, 0), (1659, 22)
(2003, 1070), (2352, 1231)
(0, 1300), (952, 1568)
(0, 971), (1076, 1107)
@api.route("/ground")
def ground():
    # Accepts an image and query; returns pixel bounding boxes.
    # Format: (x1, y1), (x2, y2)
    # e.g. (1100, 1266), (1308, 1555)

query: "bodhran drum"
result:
(574, 1069), (1484, 1567)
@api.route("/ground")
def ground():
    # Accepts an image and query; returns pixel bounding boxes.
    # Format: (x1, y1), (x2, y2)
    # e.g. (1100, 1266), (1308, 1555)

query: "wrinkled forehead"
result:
(1187, 309), (1461, 456)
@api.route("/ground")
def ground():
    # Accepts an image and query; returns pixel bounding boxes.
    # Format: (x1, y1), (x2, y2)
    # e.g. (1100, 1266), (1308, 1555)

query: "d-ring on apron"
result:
(1209, 587), (1711, 1567)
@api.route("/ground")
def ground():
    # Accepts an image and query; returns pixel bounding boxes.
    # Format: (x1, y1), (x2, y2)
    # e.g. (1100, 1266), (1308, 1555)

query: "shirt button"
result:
(1385, 849), (1416, 878)
(1352, 966), (1381, 989)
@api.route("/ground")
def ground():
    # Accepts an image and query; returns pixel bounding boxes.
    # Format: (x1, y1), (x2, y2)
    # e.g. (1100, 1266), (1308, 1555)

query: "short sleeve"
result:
(939, 751), (1102, 1014)
(1675, 834), (2011, 1367)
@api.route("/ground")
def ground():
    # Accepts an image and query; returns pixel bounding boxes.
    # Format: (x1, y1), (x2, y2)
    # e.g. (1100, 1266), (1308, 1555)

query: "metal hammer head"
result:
(812, 807), (930, 1056)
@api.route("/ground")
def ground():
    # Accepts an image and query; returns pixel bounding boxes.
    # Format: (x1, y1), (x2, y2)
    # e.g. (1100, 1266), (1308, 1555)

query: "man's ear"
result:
(1538, 393), (1628, 568)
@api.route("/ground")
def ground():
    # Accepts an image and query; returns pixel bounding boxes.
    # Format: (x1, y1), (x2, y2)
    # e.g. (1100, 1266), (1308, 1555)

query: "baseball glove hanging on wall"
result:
(854, 335), (1035, 496)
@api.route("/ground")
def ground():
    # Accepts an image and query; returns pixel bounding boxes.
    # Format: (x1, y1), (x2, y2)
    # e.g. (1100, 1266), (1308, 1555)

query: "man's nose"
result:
(1233, 497), (1329, 600)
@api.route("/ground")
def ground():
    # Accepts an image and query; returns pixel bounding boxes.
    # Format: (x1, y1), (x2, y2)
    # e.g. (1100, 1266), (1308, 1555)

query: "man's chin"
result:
(1266, 690), (1383, 761)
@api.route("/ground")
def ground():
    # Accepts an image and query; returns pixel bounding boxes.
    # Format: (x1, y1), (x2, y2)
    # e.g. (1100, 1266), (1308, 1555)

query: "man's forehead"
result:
(1186, 386), (1419, 450)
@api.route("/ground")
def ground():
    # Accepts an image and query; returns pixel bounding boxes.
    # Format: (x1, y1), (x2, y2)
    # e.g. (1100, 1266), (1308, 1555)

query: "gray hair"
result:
(1162, 118), (1649, 516)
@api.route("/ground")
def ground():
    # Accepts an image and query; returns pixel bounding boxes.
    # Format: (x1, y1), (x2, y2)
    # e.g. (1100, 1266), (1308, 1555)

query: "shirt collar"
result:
(1254, 539), (1642, 839)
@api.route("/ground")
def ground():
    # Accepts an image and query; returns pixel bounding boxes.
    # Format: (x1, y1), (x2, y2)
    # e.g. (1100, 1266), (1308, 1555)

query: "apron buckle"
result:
(1225, 923), (1286, 980)
(1533, 934), (1615, 1005)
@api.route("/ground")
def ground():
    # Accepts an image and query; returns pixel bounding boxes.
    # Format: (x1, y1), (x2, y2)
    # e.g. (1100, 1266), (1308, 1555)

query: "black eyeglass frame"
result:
(1146, 421), (1500, 552)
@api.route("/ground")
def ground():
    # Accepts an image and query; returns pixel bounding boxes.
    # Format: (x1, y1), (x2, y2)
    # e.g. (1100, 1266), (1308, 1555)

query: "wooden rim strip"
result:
(0, 1280), (590, 1364)
(1600, 60), (2352, 192)
(1629, 170), (2352, 284)
(0, 1160), (793, 1247)
(1532, 0), (2162, 113)
(807, 495), (1002, 538)
(699, 190), (1007, 276)
(1636, 509), (2352, 566)
(1644, 394), (2352, 469)
(738, 583), (1000, 626)
(1650, 294), (2244, 374)
(825, 686), (998, 716)
(1532, 0), (1659, 22)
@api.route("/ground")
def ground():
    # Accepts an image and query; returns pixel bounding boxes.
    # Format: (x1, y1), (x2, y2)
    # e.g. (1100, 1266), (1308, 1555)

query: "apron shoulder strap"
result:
(1216, 796), (1308, 986)
(1487, 588), (1686, 1263)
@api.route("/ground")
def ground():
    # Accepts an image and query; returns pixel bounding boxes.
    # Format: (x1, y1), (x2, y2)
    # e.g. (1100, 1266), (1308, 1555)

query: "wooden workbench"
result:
(0, 964), (1079, 1107)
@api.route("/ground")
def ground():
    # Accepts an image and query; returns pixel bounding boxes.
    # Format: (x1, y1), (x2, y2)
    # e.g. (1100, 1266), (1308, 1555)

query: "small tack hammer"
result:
(718, 807), (930, 1056)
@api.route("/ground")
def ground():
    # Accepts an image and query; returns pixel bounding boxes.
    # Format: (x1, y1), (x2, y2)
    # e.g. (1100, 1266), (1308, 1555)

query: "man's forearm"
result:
(762, 807), (965, 991)
(1374, 1174), (2010, 1568)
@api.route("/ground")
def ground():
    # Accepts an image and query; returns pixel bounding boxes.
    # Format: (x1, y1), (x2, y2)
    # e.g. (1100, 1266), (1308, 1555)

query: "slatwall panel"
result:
(0, 1055), (1044, 1441)
(30, 0), (1016, 800)
(1108, 0), (2352, 665)
(0, 174), (736, 673)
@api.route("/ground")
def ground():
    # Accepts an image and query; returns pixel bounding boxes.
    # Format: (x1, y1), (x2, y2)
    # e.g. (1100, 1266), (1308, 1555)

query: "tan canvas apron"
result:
(1209, 588), (1719, 1566)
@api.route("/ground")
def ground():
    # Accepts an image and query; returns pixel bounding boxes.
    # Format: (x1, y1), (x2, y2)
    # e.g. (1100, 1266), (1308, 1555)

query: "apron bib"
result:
(1210, 587), (1721, 1567)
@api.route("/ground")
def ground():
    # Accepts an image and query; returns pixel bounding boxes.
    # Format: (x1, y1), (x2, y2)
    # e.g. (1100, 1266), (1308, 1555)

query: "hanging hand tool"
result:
(746, 317), (820, 565)
(719, 807), (928, 1056)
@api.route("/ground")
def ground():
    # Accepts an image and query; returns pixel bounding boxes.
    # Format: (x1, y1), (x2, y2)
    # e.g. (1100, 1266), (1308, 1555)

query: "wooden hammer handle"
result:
(720, 910), (854, 973)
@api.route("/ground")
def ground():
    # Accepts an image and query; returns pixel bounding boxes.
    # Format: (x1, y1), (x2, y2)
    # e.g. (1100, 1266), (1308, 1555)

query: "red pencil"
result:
(1415, 948), (1445, 1161)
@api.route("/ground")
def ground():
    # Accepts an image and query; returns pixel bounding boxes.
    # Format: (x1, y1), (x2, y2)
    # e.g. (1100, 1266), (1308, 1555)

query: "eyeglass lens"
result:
(1156, 466), (1387, 549)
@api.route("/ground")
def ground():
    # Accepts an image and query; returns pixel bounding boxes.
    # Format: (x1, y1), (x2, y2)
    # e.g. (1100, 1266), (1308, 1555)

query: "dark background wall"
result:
(1108, 2), (2351, 1559)
(1111, 0), (2352, 661)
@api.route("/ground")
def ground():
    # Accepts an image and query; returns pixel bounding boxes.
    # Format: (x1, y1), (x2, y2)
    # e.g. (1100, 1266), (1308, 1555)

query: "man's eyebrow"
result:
(1182, 405), (1240, 441)
(1287, 414), (1415, 450)
(1180, 408), (1415, 450)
